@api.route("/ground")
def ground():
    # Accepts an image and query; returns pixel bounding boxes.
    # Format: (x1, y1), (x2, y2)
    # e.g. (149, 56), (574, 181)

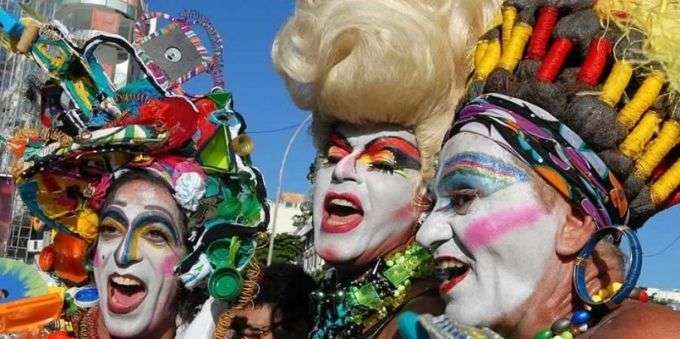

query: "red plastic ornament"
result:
(38, 245), (56, 271)
(195, 98), (216, 116)
(114, 97), (199, 152)
(638, 290), (649, 303)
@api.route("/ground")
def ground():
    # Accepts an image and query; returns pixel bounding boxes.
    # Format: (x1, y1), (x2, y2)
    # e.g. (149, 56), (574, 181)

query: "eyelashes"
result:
(322, 146), (418, 175)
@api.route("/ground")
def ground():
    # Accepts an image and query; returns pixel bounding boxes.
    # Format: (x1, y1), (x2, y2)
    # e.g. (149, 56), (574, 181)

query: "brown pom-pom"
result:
(629, 186), (655, 228)
(624, 174), (647, 198)
(508, 0), (546, 10)
(554, 10), (601, 50)
(516, 80), (568, 119)
(485, 68), (518, 95)
(551, 0), (594, 10)
(466, 80), (486, 102)
(517, 59), (541, 81)
(598, 149), (634, 179)
(564, 95), (626, 150)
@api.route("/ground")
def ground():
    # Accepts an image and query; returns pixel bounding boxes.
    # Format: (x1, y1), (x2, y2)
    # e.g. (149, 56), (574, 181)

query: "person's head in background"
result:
(230, 263), (317, 339)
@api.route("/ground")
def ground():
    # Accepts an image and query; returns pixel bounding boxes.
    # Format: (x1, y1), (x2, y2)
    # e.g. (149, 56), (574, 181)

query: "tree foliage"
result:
(255, 232), (304, 265)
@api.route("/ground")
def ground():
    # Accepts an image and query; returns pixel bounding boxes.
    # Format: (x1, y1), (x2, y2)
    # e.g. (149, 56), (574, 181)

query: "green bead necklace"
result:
(311, 242), (434, 338)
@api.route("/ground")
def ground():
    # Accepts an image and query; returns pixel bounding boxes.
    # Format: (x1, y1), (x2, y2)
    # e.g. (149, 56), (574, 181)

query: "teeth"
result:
(112, 276), (141, 286)
(330, 199), (357, 209)
(436, 258), (467, 270)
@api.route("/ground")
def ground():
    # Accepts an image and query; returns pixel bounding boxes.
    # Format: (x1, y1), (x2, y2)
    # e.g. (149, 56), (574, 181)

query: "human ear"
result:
(555, 213), (596, 256)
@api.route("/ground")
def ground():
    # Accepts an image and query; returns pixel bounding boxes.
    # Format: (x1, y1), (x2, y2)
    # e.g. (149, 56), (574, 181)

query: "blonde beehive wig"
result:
(272, 0), (501, 178)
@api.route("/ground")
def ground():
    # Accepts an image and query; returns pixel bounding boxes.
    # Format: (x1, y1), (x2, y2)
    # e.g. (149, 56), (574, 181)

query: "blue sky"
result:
(155, 1), (679, 289)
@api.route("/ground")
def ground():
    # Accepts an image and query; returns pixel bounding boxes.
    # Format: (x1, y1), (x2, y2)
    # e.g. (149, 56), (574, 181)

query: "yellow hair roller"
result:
(501, 6), (517, 49)
(600, 60), (634, 106)
(499, 23), (532, 73)
(633, 119), (680, 179)
(619, 110), (663, 159)
(618, 70), (665, 129)
(474, 40), (489, 70)
(650, 158), (680, 205)
(475, 39), (501, 80)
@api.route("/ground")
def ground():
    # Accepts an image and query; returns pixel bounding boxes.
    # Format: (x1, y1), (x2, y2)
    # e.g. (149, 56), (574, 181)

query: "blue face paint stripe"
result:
(115, 212), (180, 266)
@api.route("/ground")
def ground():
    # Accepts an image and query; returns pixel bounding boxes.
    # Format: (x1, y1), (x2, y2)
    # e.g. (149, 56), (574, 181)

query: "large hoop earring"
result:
(572, 226), (642, 306)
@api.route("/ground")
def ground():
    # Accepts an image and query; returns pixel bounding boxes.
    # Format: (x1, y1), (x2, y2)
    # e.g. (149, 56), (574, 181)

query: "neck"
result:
(335, 235), (416, 283)
(97, 309), (177, 339)
(334, 229), (417, 283)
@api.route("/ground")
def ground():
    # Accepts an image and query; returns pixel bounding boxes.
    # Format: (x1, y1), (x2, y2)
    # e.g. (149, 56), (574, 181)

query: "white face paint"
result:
(416, 123), (570, 327)
(93, 177), (185, 338)
(313, 124), (422, 267)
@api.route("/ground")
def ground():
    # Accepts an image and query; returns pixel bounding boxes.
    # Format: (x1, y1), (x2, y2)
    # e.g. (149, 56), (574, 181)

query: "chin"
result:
(102, 312), (149, 338)
(315, 238), (364, 265)
(445, 300), (491, 327)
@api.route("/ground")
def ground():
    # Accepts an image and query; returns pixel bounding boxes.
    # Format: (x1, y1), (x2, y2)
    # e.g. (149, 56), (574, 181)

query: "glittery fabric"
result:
(449, 93), (629, 228)
(418, 314), (503, 339)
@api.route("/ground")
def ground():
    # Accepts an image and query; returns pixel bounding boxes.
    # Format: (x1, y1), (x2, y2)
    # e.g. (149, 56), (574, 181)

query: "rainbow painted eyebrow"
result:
(438, 152), (528, 196)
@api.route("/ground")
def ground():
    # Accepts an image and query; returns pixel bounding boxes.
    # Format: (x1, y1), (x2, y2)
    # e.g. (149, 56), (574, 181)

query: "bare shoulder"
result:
(588, 301), (680, 339)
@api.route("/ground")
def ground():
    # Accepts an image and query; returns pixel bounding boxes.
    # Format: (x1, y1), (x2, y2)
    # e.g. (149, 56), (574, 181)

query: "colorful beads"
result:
(570, 310), (590, 326)
(550, 318), (571, 333)
(638, 289), (650, 303)
(534, 329), (553, 339)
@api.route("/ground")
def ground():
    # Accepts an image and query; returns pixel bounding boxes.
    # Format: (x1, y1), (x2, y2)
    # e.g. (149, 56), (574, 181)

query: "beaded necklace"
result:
(310, 242), (434, 338)
(534, 286), (650, 339)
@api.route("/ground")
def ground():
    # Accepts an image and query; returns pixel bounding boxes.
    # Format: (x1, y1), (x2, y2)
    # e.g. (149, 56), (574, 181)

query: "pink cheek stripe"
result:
(463, 204), (545, 249)
(161, 254), (181, 277)
(93, 249), (102, 269)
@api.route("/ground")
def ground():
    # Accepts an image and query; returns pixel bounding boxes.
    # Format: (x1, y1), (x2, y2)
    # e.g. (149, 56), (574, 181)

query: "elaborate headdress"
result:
(272, 0), (501, 178)
(448, 0), (679, 313)
(0, 7), (268, 332)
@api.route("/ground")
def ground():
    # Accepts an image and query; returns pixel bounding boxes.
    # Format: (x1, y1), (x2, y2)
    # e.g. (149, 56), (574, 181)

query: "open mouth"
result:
(321, 192), (364, 233)
(435, 256), (471, 295)
(107, 273), (147, 314)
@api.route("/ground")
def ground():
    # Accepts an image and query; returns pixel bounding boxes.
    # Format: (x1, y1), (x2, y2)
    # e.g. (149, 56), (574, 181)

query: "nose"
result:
(331, 150), (362, 184)
(416, 210), (454, 251)
(114, 232), (142, 267)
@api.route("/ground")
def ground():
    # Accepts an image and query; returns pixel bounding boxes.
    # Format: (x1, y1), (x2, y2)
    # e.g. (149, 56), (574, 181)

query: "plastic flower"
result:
(173, 172), (207, 212)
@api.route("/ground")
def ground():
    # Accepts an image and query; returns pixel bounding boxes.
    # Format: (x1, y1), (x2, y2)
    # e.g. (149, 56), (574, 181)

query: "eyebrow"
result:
(133, 212), (180, 244)
(327, 132), (352, 151)
(100, 206), (128, 225)
(110, 200), (127, 207)
(145, 205), (177, 222)
(364, 136), (420, 160)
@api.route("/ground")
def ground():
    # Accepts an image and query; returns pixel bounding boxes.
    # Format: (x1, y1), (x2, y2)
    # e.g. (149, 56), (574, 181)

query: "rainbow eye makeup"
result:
(438, 152), (528, 197)
(361, 137), (421, 173)
(322, 132), (421, 174)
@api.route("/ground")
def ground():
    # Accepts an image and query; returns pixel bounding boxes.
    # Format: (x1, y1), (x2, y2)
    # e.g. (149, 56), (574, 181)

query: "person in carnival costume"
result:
(403, 0), (680, 338)
(272, 0), (500, 337)
(0, 8), (268, 339)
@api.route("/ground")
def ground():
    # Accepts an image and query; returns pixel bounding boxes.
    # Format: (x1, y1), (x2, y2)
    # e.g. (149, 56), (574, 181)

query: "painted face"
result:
(93, 177), (185, 338)
(313, 124), (422, 267)
(416, 123), (571, 326)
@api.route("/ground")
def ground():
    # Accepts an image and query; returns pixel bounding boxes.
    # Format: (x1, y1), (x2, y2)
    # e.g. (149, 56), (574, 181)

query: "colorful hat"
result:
(448, 0), (680, 307)
(460, 0), (680, 227)
(1, 8), (269, 300)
